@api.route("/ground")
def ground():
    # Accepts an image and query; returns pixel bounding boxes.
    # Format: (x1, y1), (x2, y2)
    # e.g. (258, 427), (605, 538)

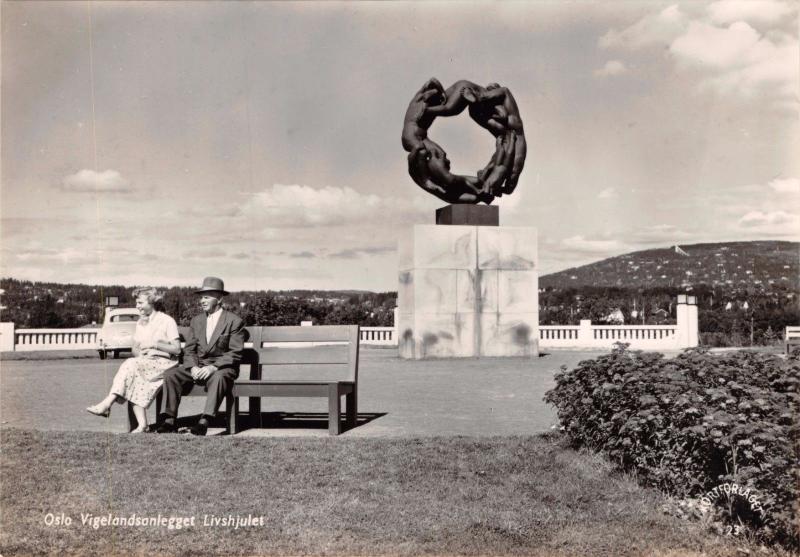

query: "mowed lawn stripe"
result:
(0, 429), (763, 556)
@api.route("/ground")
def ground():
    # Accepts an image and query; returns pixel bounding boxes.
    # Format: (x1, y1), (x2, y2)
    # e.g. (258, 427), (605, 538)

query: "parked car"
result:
(96, 307), (139, 359)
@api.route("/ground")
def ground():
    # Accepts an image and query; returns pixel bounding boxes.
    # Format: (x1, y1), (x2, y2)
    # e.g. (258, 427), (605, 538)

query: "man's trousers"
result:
(161, 366), (237, 419)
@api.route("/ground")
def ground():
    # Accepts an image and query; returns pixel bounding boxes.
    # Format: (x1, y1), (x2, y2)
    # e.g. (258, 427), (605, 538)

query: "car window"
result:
(110, 314), (139, 323)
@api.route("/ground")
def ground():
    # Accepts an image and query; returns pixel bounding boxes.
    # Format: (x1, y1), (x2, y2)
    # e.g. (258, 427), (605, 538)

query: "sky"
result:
(2, 0), (798, 292)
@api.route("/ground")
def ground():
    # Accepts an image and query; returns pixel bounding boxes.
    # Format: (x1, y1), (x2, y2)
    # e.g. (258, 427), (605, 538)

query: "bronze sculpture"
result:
(401, 78), (526, 204)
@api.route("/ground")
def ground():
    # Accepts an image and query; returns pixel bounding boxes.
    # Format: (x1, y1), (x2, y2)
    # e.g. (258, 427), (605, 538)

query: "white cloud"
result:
(668, 20), (799, 102)
(597, 187), (619, 199)
(61, 169), (132, 193)
(670, 21), (760, 69)
(238, 183), (423, 228)
(738, 210), (800, 235)
(599, 4), (687, 49)
(708, 0), (795, 26)
(600, 4), (799, 106)
(561, 235), (629, 255)
(769, 177), (800, 193)
(594, 60), (628, 77)
(693, 33), (799, 102)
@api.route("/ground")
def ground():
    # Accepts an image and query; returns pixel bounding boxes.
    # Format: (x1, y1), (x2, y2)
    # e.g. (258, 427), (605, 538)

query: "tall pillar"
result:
(675, 294), (699, 349)
(687, 295), (699, 347)
(676, 295), (689, 348)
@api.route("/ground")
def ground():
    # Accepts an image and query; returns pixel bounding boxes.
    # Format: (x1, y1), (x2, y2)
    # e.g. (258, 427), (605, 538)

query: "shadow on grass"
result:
(175, 411), (387, 434)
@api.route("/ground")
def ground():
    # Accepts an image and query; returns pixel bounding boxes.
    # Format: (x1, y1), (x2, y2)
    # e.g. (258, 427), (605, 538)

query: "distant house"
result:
(650, 308), (670, 324)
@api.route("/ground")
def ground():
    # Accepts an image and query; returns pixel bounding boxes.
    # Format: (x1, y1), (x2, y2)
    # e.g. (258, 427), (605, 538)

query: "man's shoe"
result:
(190, 418), (209, 436)
(154, 421), (177, 434)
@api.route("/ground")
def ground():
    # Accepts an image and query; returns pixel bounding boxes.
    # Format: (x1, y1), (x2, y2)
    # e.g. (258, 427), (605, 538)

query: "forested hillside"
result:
(540, 241), (798, 294)
(539, 241), (799, 345)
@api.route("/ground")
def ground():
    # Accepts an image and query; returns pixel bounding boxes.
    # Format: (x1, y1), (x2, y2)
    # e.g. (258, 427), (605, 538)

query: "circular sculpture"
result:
(401, 78), (526, 205)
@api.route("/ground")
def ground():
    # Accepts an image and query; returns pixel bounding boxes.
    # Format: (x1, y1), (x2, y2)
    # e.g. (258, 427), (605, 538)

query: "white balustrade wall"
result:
(539, 322), (680, 350)
(13, 328), (99, 352)
(359, 327), (396, 346)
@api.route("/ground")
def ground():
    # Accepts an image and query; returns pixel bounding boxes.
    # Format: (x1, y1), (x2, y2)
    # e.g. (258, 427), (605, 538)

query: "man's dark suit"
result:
(162, 309), (246, 420)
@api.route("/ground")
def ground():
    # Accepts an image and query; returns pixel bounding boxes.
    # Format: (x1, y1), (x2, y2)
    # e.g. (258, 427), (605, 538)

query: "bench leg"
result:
(346, 389), (357, 430)
(328, 384), (341, 436)
(226, 393), (236, 435)
(249, 397), (262, 428)
(233, 396), (240, 433)
(155, 389), (163, 418)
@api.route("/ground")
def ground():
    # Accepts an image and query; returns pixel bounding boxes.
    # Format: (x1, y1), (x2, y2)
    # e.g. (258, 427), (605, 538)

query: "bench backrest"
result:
(786, 326), (800, 340)
(244, 325), (359, 383)
(178, 324), (360, 383)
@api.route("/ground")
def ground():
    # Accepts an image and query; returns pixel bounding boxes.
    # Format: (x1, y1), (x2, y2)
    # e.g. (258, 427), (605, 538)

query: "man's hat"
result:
(194, 276), (229, 296)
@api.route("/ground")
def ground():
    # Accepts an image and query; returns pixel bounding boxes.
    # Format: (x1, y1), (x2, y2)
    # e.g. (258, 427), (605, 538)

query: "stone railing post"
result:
(0, 322), (15, 352)
(687, 296), (698, 347)
(579, 319), (592, 346)
(675, 294), (699, 349)
(676, 295), (689, 348)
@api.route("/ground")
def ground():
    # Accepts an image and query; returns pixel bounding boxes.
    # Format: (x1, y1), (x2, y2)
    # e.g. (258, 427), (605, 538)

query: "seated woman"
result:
(86, 287), (181, 432)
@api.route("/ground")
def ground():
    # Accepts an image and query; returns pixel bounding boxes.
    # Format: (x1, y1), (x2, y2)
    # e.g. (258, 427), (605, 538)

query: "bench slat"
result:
(254, 345), (349, 365)
(233, 381), (354, 398)
(257, 363), (351, 382)
(248, 325), (355, 342)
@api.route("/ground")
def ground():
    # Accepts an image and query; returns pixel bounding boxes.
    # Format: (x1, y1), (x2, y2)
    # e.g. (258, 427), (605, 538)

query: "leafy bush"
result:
(545, 345), (800, 547)
(700, 332), (738, 347)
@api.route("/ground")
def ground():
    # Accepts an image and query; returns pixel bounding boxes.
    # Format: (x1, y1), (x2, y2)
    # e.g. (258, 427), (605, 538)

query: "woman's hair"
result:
(132, 287), (165, 311)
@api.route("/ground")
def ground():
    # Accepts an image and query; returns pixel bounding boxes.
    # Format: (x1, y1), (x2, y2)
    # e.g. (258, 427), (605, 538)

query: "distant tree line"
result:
(0, 279), (397, 329)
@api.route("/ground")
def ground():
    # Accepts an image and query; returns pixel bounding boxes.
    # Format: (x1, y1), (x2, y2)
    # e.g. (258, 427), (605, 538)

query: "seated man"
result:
(155, 276), (245, 436)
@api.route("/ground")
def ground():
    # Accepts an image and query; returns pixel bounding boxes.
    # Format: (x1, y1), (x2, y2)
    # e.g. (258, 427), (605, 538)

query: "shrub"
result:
(700, 332), (737, 347)
(544, 344), (800, 548)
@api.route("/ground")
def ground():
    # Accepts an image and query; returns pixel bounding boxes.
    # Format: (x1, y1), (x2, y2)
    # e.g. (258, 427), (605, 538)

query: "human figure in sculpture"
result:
(403, 78), (495, 204)
(407, 141), (492, 204)
(422, 79), (484, 118)
(401, 77), (527, 204)
(423, 80), (526, 195)
(477, 133), (517, 197)
(468, 83), (526, 194)
(401, 78), (446, 155)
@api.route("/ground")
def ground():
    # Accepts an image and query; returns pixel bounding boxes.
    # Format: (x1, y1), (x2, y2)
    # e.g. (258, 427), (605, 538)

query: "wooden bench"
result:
(127, 324), (360, 435)
(785, 326), (800, 354)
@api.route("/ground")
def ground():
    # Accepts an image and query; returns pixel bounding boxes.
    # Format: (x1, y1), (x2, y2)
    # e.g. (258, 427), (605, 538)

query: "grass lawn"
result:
(1, 349), (99, 361)
(1, 428), (789, 557)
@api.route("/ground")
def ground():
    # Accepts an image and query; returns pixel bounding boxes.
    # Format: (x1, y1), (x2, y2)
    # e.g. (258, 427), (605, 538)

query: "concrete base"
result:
(435, 204), (499, 226)
(398, 224), (538, 359)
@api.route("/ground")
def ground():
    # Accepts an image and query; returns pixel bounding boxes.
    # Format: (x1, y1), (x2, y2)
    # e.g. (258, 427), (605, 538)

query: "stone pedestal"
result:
(398, 225), (538, 359)
(435, 204), (499, 226)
